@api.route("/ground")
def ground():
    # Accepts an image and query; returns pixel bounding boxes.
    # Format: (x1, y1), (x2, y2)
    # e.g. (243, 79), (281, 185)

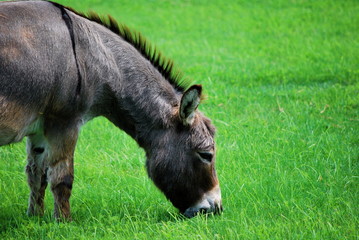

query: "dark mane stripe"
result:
(57, 3), (189, 92)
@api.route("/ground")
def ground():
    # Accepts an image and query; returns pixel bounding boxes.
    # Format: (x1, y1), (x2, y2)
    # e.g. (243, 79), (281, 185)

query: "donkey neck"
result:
(70, 12), (181, 147)
(97, 29), (180, 146)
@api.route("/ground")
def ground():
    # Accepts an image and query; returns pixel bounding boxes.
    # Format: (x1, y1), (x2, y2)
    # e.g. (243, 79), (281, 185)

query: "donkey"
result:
(0, 0), (222, 220)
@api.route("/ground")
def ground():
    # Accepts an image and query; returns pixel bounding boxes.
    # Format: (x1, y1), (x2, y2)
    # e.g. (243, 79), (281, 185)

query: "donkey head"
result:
(146, 85), (222, 217)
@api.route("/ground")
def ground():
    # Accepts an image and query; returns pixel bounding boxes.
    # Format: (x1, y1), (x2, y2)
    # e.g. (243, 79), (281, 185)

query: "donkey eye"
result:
(197, 151), (213, 163)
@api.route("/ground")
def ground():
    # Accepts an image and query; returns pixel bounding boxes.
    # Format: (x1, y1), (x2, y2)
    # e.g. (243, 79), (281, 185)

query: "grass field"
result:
(1, 0), (358, 239)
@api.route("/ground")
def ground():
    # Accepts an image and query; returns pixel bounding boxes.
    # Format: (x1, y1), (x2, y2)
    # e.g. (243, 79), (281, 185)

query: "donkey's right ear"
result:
(179, 85), (202, 126)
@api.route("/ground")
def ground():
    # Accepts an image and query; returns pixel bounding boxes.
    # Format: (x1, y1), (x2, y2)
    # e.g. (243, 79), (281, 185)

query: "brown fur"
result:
(0, 1), (222, 220)
(0, 98), (35, 145)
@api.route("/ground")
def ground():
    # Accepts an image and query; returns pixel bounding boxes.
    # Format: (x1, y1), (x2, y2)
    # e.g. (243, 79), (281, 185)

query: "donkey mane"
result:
(60, 3), (189, 92)
(0, 0), (222, 220)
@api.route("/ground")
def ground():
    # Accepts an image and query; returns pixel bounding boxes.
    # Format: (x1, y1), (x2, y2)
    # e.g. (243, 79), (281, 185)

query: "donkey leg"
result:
(49, 159), (74, 220)
(26, 133), (49, 216)
(46, 122), (79, 221)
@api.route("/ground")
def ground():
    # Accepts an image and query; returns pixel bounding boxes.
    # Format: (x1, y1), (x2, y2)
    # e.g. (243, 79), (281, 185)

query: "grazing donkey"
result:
(0, 0), (222, 220)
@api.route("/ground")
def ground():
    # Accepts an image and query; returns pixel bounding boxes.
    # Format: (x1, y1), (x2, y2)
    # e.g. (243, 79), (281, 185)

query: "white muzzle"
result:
(183, 185), (222, 218)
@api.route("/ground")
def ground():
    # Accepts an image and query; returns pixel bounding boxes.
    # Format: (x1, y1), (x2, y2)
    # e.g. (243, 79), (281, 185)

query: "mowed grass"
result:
(0, 0), (358, 239)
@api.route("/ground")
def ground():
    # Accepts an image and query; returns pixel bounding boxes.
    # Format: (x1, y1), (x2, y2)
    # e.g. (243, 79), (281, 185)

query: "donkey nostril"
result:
(33, 147), (45, 154)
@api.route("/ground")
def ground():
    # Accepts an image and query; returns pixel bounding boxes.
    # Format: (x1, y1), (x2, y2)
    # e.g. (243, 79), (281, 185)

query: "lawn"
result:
(0, 0), (358, 239)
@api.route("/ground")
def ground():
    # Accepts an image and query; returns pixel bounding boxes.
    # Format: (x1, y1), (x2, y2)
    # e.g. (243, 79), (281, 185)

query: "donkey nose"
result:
(183, 185), (222, 218)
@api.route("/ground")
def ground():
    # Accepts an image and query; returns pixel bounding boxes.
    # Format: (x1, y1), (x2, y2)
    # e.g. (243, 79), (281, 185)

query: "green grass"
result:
(1, 0), (358, 239)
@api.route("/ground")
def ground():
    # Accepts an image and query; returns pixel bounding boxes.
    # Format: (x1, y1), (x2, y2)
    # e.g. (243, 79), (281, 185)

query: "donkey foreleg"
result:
(46, 122), (79, 221)
(48, 159), (74, 221)
(26, 135), (49, 216)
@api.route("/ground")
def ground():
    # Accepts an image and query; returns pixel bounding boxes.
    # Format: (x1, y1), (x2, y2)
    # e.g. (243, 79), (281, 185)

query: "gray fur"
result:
(0, 1), (221, 220)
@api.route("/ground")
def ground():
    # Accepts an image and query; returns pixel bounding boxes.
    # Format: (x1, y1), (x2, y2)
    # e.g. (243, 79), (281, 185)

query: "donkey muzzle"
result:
(183, 185), (222, 218)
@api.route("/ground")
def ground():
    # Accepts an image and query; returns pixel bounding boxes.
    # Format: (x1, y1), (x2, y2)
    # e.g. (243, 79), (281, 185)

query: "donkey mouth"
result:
(183, 185), (222, 218)
(183, 202), (223, 218)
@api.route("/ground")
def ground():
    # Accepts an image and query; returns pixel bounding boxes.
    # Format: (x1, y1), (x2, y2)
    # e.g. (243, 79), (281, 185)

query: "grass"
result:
(0, 0), (358, 239)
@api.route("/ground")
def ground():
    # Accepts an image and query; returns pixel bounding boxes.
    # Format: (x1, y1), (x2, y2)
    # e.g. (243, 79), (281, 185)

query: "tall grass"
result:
(0, 0), (358, 239)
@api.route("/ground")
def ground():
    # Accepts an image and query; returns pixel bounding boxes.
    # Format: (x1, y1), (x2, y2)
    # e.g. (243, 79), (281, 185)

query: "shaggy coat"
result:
(0, 0), (222, 219)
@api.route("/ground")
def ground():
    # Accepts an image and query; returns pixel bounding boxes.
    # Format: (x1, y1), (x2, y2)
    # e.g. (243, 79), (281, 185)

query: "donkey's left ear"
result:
(179, 85), (202, 125)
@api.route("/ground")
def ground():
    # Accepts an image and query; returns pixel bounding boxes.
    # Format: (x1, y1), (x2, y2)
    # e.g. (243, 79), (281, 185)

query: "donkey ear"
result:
(179, 85), (202, 125)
